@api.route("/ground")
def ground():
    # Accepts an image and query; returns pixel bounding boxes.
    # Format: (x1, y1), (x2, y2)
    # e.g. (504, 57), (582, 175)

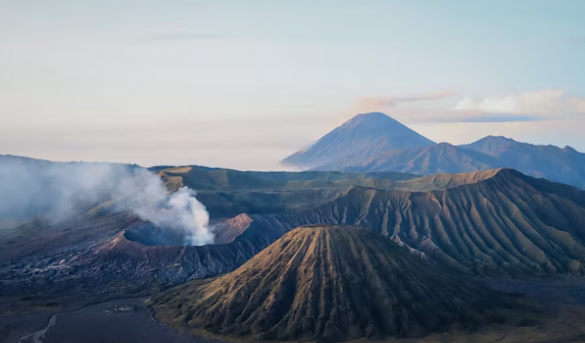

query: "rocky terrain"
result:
(276, 169), (585, 277)
(3, 166), (585, 318)
(4, 158), (585, 342)
(0, 162), (425, 318)
(0, 213), (294, 316)
(152, 226), (525, 342)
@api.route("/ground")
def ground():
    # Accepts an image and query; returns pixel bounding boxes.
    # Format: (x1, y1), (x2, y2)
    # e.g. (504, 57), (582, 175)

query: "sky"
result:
(1, 0), (584, 170)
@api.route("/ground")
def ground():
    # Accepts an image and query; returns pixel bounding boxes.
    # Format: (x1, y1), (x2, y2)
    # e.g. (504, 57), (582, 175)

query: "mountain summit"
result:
(281, 114), (585, 188)
(153, 226), (516, 341)
(281, 112), (435, 169)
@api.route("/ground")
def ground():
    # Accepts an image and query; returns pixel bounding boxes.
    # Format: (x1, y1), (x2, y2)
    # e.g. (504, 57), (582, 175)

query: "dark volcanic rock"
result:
(0, 213), (294, 312)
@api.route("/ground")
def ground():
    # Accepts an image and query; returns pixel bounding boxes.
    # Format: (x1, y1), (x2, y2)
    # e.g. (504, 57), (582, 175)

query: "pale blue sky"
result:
(1, 0), (584, 170)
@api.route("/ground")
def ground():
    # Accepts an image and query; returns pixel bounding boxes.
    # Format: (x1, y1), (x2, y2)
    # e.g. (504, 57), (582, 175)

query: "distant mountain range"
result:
(282, 112), (585, 188)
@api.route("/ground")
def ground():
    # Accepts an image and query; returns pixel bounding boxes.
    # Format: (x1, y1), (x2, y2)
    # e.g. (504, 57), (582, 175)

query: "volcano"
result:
(280, 114), (585, 189)
(281, 112), (435, 169)
(124, 214), (254, 246)
(152, 225), (519, 341)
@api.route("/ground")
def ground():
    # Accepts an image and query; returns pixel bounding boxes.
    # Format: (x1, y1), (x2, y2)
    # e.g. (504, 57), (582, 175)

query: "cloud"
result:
(570, 97), (585, 113)
(454, 90), (585, 115)
(454, 114), (539, 123)
(392, 108), (540, 124)
(355, 89), (585, 124)
(142, 33), (223, 41)
(353, 90), (547, 123)
(357, 90), (455, 108)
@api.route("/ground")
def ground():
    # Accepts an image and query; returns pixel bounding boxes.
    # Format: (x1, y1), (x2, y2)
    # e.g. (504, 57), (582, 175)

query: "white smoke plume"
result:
(0, 155), (214, 246)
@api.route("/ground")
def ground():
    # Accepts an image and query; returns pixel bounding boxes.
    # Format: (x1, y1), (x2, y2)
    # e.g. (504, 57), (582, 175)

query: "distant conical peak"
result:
(352, 112), (396, 120)
(342, 112), (403, 128)
(483, 135), (516, 142)
(281, 110), (435, 169)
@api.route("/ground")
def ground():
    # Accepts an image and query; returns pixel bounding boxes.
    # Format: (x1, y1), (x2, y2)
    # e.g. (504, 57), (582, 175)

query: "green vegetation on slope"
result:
(152, 166), (503, 217)
(152, 165), (419, 217)
(153, 165), (417, 191)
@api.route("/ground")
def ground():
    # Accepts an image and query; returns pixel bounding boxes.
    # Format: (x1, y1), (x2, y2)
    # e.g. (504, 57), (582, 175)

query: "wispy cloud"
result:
(357, 90), (455, 108)
(352, 89), (585, 124)
(142, 33), (224, 41)
(570, 97), (585, 112)
(392, 108), (541, 124)
(454, 90), (585, 115)
(454, 114), (540, 123)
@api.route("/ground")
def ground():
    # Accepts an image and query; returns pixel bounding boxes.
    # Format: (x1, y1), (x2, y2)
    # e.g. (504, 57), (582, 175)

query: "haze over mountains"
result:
(282, 112), (585, 188)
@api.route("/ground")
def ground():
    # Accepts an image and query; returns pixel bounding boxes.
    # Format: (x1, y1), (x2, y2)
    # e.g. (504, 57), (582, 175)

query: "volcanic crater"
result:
(124, 213), (254, 247)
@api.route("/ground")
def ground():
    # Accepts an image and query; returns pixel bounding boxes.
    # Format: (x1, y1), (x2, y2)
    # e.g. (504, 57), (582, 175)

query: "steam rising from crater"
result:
(134, 186), (213, 246)
(0, 156), (214, 246)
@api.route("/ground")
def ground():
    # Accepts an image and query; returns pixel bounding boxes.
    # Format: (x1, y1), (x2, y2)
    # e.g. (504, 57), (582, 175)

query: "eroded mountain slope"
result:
(277, 169), (585, 276)
(153, 226), (520, 341)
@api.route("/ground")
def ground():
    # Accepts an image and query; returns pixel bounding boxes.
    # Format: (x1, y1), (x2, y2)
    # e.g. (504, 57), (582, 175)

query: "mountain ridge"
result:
(275, 168), (585, 277)
(282, 113), (585, 188)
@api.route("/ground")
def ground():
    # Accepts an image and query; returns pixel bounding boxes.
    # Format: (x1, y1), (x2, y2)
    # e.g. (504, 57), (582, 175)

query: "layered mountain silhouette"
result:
(278, 169), (585, 277)
(153, 226), (518, 341)
(339, 142), (498, 174)
(282, 113), (585, 188)
(460, 135), (585, 187)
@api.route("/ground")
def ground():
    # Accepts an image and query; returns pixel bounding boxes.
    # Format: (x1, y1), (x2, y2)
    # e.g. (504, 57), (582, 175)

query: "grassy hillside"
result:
(152, 166), (502, 217)
(153, 165), (417, 191)
(153, 166), (419, 217)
